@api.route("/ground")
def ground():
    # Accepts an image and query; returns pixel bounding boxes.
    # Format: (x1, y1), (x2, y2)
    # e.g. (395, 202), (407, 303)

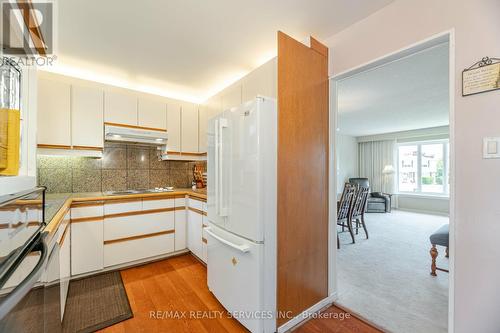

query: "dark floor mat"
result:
(62, 271), (133, 333)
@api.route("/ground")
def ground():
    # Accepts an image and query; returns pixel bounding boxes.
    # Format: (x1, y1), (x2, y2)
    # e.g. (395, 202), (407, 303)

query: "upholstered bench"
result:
(429, 224), (449, 276)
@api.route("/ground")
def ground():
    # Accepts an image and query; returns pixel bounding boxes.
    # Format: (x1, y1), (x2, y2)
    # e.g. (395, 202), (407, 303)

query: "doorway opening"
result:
(330, 32), (454, 333)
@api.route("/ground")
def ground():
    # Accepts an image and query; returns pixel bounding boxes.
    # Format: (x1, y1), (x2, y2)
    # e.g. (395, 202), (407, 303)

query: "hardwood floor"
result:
(98, 254), (381, 333)
(292, 306), (383, 333)
(98, 254), (247, 333)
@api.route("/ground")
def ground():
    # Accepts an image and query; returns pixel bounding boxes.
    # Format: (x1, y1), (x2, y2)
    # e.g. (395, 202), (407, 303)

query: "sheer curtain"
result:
(358, 140), (396, 193)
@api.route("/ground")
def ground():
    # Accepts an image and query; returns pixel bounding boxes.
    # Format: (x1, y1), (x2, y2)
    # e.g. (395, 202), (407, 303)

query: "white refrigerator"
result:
(206, 96), (277, 333)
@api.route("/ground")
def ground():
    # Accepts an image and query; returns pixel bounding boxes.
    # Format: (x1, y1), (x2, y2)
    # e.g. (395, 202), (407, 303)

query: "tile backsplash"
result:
(37, 143), (206, 193)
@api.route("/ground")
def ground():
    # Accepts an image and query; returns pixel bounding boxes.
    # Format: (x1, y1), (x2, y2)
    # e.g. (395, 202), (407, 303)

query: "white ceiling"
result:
(337, 42), (450, 137)
(47, 0), (393, 103)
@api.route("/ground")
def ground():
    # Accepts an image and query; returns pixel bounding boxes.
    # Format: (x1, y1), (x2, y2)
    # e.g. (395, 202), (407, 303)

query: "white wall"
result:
(336, 134), (358, 194)
(398, 195), (449, 215)
(325, 0), (500, 332)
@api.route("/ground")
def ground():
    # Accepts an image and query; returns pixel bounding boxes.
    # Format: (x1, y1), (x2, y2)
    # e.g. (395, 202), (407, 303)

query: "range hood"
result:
(104, 124), (168, 145)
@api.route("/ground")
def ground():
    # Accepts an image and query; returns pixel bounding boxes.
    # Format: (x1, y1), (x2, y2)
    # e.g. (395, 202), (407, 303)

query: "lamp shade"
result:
(382, 165), (395, 174)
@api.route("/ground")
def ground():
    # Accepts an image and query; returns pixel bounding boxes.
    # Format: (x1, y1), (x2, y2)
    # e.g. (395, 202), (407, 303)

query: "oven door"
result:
(0, 232), (56, 333)
(0, 187), (61, 333)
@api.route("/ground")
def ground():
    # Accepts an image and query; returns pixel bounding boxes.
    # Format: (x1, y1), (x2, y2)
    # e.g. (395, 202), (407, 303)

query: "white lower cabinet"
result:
(104, 233), (175, 267)
(103, 198), (177, 267)
(103, 212), (174, 241)
(186, 198), (207, 263)
(69, 196), (198, 274)
(175, 208), (187, 251)
(71, 205), (104, 276)
(202, 215), (208, 263)
(187, 210), (203, 260)
(59, 213), (71, 320)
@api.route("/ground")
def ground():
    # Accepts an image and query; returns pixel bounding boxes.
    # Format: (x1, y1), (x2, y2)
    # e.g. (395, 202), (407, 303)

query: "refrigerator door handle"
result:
(205, 227), (250, 253)
(218, 118), (228, 217)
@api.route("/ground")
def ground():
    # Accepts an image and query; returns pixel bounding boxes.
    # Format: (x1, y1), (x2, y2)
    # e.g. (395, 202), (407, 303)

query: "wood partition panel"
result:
(277, 31), (329, 327)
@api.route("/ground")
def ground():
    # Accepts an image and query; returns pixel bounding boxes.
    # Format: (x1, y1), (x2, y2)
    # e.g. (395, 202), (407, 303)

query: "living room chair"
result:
(429, 224), (449, 276)
(351, 185), (370, 239)
(337, 183), (357, 247)
(349, 177), (392, 213)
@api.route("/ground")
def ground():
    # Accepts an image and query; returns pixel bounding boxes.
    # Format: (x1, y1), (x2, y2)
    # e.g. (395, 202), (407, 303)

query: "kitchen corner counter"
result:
(44, 188), (207, 237)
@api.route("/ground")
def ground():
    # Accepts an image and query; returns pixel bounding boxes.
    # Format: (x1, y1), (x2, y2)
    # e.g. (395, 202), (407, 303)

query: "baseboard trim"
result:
(395, 208), (449, 217)
(70, 249), (190, 281)
(277, 294), (336, 333)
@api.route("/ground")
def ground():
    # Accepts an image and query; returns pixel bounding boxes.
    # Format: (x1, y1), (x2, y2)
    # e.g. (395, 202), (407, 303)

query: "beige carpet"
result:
(337, 210), (449, 333)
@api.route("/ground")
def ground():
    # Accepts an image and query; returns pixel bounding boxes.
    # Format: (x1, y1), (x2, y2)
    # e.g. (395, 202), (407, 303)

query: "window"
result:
(397, 140), (449, 195)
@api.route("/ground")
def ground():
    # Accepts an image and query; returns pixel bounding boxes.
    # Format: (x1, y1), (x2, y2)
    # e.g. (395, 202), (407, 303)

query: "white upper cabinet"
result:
(221, 83), (242, 111)
(242, 58), (277, 102)
(138, 98), (167, 130)
(167, 101), (181, 152)
(198, 105), (208, 153)
(197, 59), (277, 154)
(104, 90), (137, 126)
(71, 85), (104, 149)
(198, 95), (222, 153)
(37, 78), (71, 147)
(181, 103), (199, 153)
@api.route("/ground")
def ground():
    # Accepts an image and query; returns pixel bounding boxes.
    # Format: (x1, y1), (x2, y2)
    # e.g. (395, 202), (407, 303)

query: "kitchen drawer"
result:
(104, 232), (174, 267)
(188, 198), (203, 211)
(174, 197), (186, 208)
(142, 198), (174, 210)
(104, 211), (174, 241)
(71, 205), (103, 219)
(104, 200), (142, 215)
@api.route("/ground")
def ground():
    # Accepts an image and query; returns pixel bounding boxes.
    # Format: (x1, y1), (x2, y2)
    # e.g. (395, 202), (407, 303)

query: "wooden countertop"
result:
(43, 188), (207, 237)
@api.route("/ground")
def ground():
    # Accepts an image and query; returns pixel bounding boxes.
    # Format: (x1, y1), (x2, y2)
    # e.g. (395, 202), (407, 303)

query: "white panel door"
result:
(187, 210), (202, 259)
(138, 98), (167, 130)
(37, 78), (71, 146)
(71, 85), (104, 148)
(200, 95), (222, 153)
(198, 105), (208, 153)
(104, 90), (137, 126)
(181, 103), (199, 153)
(167, 102), (181, 152)
(71, 217), (104, 275)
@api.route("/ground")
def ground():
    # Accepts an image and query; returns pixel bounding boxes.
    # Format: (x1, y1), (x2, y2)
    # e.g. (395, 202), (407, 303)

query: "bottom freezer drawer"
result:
(206, 224), (264, 333)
